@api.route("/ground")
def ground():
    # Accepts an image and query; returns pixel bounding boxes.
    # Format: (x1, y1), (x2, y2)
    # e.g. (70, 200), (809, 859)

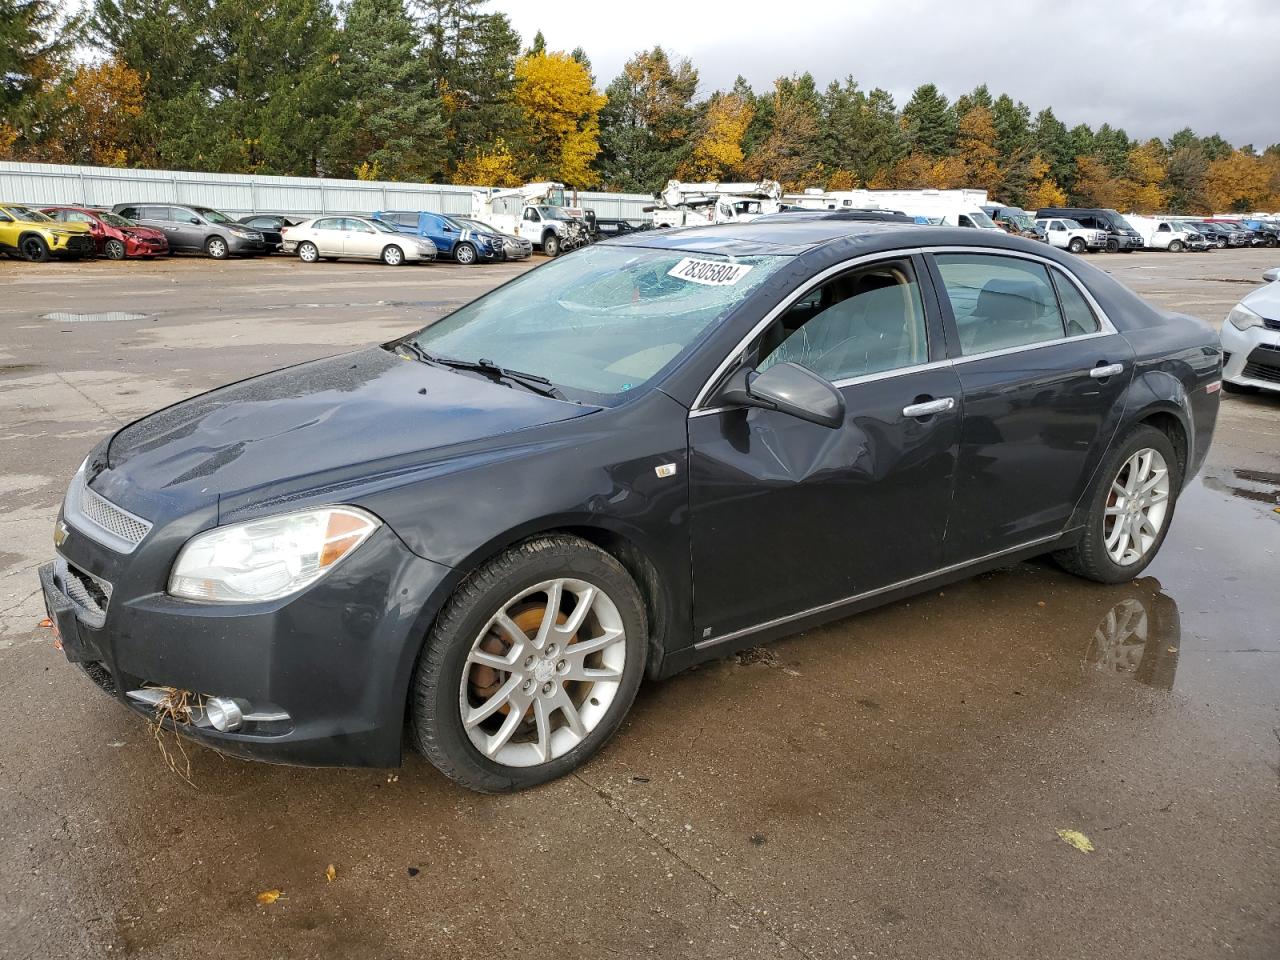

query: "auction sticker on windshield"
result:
(668, 257), (754, 286)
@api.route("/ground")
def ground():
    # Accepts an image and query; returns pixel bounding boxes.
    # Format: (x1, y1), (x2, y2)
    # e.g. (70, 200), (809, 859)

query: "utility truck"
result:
(648, 180), (783, 228)
(470, 181), (590, 257)
(784, 188), (998, 229)
(1124, 214), (1198, 252)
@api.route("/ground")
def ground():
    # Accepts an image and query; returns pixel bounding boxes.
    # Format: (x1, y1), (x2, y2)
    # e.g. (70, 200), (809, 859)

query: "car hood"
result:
(98, 347), (595, 522)
(1243, 280), (1280, 320)
(122, 225), (166, 240)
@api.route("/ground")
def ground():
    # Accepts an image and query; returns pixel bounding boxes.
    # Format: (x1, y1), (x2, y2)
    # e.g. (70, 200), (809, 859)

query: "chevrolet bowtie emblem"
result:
(53, 521), (69, 548)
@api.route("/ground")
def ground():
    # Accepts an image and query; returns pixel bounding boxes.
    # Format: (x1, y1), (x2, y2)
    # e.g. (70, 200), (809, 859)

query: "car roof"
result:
(603, 219), (1039, 257)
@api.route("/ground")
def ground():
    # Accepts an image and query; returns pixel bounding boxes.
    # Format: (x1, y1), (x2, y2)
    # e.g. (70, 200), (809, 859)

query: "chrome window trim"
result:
(694, 532), (1061, 651)
(690, 248), (927, 412)
(689, 244), (1121, 416)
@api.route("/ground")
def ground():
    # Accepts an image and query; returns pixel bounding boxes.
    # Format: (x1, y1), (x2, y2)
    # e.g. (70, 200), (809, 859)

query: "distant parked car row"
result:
(0, 200), (555, 265)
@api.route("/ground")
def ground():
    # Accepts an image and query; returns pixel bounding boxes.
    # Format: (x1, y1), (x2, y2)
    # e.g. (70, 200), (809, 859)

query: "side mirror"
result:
(721, 362), (845, 428)
(1263, 267), (1280, 283)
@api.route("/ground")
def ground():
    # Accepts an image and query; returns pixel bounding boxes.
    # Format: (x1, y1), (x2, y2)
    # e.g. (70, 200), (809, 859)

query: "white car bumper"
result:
(1220, 316), (1280, 392)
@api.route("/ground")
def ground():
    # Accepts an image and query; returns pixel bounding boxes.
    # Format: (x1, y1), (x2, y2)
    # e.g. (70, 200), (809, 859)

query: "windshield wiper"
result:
(394, 342), (565, 399)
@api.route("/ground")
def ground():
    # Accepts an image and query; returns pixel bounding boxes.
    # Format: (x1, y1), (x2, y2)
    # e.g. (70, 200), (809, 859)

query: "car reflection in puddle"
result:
(1083, 579), (1180, 690)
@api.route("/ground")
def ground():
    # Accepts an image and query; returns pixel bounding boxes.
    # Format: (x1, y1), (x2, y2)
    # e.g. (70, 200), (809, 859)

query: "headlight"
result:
(1227, 303), (1263, 331)
(168, 506), (380, 603)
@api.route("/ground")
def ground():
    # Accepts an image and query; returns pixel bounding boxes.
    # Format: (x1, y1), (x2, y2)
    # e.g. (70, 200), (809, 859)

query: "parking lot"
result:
(1, 249), (1277, 959)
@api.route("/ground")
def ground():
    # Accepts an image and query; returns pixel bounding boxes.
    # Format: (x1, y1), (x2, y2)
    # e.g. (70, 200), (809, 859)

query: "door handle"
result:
(902, 397), (956, 418)
(1089, 363), (1124, 379)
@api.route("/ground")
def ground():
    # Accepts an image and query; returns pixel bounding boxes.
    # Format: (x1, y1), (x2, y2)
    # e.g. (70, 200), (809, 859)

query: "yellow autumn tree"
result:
(881, 151), (968, 189)
(1025, 156), (1067, 208)
(1072, 155), (1128, 209)
(64, 60), (144, 167)
(453, 137), (522, 187)
(1203, 150), (1274, 212)
(513, 51), (606, 186)
(956, 105), (1000, 192)
(679, 91), (753, 181)
(1120, 140), (1168, 212)
(826, 169), (859, 191)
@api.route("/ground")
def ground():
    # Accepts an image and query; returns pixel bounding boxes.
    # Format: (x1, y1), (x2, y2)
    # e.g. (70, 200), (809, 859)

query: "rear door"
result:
(311, 218), (344, 256)
(926, 250), (1134, 563)
(168, 207), (204, 250)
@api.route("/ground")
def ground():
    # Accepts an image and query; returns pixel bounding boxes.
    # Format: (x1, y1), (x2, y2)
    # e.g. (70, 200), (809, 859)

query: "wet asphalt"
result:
(0, 249), (1277, 959)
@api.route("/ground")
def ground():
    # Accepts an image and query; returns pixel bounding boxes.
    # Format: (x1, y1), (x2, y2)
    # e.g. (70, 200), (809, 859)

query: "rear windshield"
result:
(408, 245), (789, 401)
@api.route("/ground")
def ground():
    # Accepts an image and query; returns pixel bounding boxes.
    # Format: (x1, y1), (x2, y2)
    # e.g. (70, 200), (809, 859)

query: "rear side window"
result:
(1051, 270), (1101, 336)
(314, 218), (341, 230)
(142, 206), (172, 221)
(934, 253), (1068, 355)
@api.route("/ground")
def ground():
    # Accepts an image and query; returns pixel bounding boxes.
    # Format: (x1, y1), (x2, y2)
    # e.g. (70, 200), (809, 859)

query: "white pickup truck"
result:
(1124, 215), (1197, 252)
(1036, 217), (1107, 254)
(470, 182), (590, 257)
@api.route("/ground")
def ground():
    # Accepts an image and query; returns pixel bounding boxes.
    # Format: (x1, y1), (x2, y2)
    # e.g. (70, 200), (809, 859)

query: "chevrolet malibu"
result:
(40, 221), (1221, 792)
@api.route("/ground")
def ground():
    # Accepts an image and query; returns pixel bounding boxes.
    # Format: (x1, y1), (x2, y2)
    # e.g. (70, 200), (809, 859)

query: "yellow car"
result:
(0, 202), (95, 261)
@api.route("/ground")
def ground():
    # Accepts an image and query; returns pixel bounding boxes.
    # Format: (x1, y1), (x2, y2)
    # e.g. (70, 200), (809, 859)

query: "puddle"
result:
(1083, 590), (1180, 690)
(41, 311), (149, 323)
(1201, 467), (1280, 505)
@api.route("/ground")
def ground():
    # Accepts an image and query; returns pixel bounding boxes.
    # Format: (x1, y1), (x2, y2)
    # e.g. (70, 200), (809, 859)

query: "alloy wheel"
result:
(105, 239), (126, 260)
(1104, 448), (1171, 566)
(458, 577), (626, 767)
(455, 243), (475, 265)
(298, 242), (318, 263)
(383, 245), (403, 265)
(207, 238), (227, 259)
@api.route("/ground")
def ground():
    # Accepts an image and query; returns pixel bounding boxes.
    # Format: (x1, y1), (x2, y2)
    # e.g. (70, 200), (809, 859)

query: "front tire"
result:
(205, 236), (229, 259)
(1053, 426), (1181, 583)
(104, 238), (127, 260)
(297, 241), (319, 263)
(381, 244), (404, 266)
(1068, 237), (1086, 254)
(410, 535), (648, 792)
(20, 235), (49, 262)
(453, 241), (476, 265)
(542, 233), (561, 258)
(1168, 240), (1183, 253)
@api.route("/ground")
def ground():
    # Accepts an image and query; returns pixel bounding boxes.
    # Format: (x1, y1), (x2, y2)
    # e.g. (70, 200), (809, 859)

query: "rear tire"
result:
(1068, 237), (1086, 254)
(297, 242), (319, 263)
(1053, 425), (1181, 584)
(409, 535), (648, 793)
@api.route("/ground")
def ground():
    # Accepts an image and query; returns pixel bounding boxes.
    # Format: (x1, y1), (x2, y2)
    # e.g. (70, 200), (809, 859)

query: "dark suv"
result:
(1035, 207), (1144, 252)
(111, 203), (268, 259)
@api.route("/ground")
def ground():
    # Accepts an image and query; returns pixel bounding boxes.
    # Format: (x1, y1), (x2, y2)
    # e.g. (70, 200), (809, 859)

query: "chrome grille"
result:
(67, 471), (152, 553)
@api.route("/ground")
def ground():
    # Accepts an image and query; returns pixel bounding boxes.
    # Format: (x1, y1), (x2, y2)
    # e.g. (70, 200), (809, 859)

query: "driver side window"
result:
(524, 208), (541, 222)
(756, 259), (929, 383)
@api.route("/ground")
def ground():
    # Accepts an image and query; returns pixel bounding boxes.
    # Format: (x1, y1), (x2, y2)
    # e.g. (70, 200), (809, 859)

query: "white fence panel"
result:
(0, 161), (655, 220)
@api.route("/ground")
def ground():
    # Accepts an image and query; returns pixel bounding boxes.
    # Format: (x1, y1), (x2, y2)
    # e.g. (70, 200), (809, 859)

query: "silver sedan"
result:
(283, 216), (437, 266)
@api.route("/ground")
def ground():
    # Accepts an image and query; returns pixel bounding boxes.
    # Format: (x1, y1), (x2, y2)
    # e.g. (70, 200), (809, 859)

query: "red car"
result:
(40, 206), (169, 259)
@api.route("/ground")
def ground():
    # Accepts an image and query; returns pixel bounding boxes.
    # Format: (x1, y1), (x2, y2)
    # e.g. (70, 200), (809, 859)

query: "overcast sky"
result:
(496, 0), (1279, 148)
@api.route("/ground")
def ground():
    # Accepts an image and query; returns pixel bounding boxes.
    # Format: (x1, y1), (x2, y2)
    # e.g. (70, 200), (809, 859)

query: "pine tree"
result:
(420, 0), (522, 175)
(742, 73), (822, 189)
(901, 83), (955, 156)
(326, 0), (445, 180)
(596, 46), (698, 192)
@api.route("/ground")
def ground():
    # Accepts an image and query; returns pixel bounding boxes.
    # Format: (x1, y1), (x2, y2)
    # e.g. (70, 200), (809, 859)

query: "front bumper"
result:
(1221, 318), (1280, 392)
(226, 234), (268, 255)
(124, 235), (169, 257)
(52, 234), (96, 257)
(40, 517), (454, 767)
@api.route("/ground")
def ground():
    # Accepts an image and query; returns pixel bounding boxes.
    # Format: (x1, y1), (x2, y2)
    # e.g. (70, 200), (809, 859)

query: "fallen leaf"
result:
(1056, 829), (1095, 853)
(1037, 601), (1046, 607)
(325, 864), (336, 883)
(256, 889), (284, 905)
(1167, 646), (1178, 654)
(38, 617), (52, 628)
(407, 867), (420, 877)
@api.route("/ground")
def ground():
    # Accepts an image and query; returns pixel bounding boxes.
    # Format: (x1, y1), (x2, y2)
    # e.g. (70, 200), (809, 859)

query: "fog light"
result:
(205, 696), (244, 732)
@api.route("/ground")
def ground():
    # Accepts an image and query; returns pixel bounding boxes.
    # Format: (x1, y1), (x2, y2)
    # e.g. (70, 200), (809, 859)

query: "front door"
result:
(688, 255), (962, 643)
(519, 207), (543, 244)
(928, 251), (1135, 563)
(341, 218), (380, 257)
